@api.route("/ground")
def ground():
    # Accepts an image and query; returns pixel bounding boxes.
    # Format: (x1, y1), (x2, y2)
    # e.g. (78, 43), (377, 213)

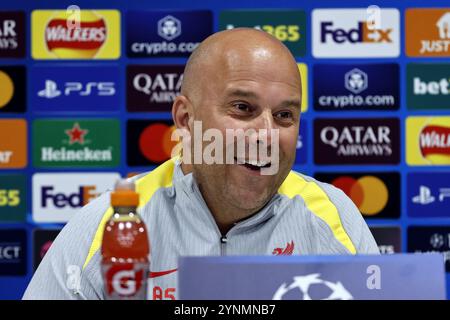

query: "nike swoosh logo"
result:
(149, 268), (178, 278)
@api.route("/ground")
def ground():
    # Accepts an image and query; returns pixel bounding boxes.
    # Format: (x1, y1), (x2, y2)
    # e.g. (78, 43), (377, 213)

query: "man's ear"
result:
(172, 95), (193, 132)
(171, 95), (195, 171)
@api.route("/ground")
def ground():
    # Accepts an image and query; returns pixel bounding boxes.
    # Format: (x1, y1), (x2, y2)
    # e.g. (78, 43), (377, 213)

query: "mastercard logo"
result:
(138, 123), (178, 163)
(0, 70), (14, 109)
(331, 176), (388, 216)
(40, 241), (54, 259)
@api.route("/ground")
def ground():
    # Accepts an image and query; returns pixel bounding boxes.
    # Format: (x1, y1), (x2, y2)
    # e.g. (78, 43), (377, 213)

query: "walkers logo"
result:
(406, 9), (450, 57)
(314, 64), (399, 111)
(314, 172), (400, 219)
(312, 8), (400, 58)
(127, 11), (212, 57)
(127, 120), (178, 166)
(295, 121), (307, 164)
(408, 172), (450, 218)
(369, 227), (401, 254)
(127, 65), (184, 112)
(33, 119), (120, 168)
(407, 63), (450, 110)
(0, 174), (26, 222)
(406, 116), (450, 165)
(314, 118), (400, 165)
(32, 172), (120, 223)
(219, 10), (306, 57)
(408, 226), (450, 272)
(0, 66), (26, 113)
(31, 65), (120, 112)
(32, 10), (120, 59)
(33, 229), (61, 271)
(0, 229), (26, 276)
(0, 12), (25, 57)
(0, 119), (27, 168)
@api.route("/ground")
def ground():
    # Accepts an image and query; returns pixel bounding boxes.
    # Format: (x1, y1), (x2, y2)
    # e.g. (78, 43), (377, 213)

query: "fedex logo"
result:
(320, 21), (392, 44)
(33, 173), (120, 223)
(40, 185), (99, 208)
(313, 9), (400, 58)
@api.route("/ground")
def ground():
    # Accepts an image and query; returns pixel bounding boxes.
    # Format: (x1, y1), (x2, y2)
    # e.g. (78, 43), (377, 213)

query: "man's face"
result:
(190, 47), (301, 213)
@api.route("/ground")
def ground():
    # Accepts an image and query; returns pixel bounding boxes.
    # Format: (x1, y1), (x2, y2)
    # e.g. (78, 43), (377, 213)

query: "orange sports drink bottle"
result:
(101, 179), (150, 300)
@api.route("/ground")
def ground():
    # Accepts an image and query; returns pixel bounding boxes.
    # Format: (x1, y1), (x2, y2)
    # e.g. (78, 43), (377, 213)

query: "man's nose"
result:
(252, 109), (275, 147)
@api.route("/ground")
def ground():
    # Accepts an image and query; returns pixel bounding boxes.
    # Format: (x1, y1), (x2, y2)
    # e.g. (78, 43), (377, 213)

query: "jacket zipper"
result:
(220, 236), (228, 256)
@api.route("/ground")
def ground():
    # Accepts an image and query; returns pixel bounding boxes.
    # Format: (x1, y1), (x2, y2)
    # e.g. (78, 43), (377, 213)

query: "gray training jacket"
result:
(23, 158), (379, 300)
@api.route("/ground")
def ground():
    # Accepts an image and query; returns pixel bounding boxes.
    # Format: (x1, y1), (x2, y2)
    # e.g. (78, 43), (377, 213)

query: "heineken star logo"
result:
(65, 123), (89, 145)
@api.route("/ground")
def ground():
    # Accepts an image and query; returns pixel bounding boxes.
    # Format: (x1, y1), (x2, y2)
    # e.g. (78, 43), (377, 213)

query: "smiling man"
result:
(23, 28), (379, 300)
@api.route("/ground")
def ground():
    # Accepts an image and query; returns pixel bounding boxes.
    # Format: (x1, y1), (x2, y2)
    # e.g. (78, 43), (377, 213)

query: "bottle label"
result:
(102, 261), (149, 300)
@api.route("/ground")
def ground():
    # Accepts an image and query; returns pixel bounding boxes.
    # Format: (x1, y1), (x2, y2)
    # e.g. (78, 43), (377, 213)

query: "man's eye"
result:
(234, 103), (251, 112)
(275, 111), (293, 119)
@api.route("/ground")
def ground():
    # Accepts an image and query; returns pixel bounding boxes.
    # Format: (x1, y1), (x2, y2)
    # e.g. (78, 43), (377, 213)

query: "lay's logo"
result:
(407, 116), (450, 165)
(32, 10), (120, 59)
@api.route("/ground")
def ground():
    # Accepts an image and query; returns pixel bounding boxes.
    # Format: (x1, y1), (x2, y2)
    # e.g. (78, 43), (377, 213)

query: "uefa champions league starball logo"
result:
(272, 273), (354, 300)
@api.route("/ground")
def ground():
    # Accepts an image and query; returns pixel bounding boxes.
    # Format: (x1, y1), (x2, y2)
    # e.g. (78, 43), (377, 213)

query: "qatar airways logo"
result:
(127, 65), (184, 112)
(314, 118), (400, 165)
(0, 12), (25, 58)
(320, 126), (392, 155)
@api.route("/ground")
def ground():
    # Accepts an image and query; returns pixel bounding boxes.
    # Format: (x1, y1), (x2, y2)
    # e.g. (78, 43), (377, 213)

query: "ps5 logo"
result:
(412, 185), (450, 205)
(38, 80), (116, 99)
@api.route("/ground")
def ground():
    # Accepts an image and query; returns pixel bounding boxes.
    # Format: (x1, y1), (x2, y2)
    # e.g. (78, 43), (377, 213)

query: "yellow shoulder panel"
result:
(278, 172), (356, 254)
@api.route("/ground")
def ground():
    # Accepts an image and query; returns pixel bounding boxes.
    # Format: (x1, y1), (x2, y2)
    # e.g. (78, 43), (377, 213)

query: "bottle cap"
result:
(111, 179), (139, 207)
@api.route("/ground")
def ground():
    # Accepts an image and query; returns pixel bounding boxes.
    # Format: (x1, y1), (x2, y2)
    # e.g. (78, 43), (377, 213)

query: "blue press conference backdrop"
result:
(0, 0), (449, 299)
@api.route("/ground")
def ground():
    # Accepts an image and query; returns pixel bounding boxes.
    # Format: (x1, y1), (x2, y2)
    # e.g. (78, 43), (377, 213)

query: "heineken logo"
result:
(33, 119), (120, 168)
(41, 147), (113, 162)
(65, 122), (89, 145)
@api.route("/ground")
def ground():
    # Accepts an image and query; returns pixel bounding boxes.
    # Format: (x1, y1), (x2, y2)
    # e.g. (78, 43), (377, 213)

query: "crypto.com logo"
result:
(345, 68), (368, 94)
(170, 121), (280, 175)
(158, 15), (181, 41)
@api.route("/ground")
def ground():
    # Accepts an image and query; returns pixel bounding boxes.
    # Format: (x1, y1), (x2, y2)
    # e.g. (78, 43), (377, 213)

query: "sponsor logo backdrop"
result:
(0, 0), (449, 300)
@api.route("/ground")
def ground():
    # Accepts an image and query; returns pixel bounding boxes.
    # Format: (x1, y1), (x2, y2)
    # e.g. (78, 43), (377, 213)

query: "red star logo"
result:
(65, 122), (88, 145)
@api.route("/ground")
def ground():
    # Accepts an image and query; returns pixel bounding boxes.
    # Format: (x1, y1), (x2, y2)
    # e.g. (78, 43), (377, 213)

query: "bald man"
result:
(24, 29), (379, 300)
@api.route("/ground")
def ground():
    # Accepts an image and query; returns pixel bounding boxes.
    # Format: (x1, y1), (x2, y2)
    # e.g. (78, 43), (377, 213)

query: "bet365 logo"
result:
(0, 189), (20, 207)
(0, 174), (26, 222)
(227, 24), (300, 42)
(219, 10), (306, 56)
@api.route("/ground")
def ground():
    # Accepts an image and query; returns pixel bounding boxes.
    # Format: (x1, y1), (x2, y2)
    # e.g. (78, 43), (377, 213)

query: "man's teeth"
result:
(236, 158), (270, 167)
